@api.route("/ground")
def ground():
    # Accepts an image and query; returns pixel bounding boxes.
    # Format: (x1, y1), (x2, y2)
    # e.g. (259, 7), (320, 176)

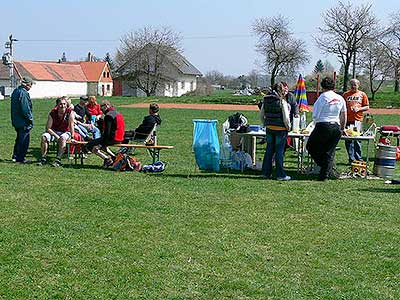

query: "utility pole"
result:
(4, 34), (18, 89)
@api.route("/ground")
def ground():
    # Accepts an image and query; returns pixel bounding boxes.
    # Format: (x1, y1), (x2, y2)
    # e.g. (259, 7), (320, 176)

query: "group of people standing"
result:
(10, 76), (162, 168)
(260, 77), (369, 181)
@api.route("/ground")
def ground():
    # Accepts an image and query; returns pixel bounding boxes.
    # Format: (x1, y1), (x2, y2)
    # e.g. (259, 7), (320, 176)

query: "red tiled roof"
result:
(78, 61), (110, 82)
(15, 61), (87, 82)
(10, 60), (112, 83)
(0, 64), (10, 79)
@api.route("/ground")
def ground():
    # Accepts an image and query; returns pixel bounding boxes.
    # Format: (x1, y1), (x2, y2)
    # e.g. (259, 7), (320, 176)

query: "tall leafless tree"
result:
(358, 39), (392, 100)
(315, 1), (377, 91)
(247, 69), (260, 87)
(383, 12), (400, 92)
(204, 70), (226, 86)
(115, 26), (182, 96)
(252, 16), (309, 88)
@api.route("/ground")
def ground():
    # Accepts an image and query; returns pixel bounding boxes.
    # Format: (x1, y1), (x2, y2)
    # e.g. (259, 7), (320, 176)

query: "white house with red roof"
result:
(113, 49), (202, 97)
(0, 60), (113, 98)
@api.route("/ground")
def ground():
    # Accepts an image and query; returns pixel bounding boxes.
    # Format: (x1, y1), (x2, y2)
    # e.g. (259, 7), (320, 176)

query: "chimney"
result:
(87, 52), (92, 62)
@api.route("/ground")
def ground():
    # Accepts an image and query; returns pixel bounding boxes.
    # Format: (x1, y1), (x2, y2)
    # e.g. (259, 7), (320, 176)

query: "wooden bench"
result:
(66, 140), (174, 165)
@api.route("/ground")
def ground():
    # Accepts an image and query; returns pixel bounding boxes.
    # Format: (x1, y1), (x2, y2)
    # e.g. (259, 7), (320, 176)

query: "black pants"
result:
(306, 122), (341, 180)
(13, 127), (31, 162)
(86, 137), (118, 151)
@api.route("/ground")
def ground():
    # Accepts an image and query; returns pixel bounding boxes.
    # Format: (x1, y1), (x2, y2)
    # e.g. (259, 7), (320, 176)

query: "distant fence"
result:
(306, 91), (319, 105)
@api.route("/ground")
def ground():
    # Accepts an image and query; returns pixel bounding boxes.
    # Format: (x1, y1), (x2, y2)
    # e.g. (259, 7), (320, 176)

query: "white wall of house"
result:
(0, 79), (9, 87)
(0, 79), (11, 96)
(28, 81), (87, 99)
(97, 82), (113, 97)
(164, 75), (198, 97)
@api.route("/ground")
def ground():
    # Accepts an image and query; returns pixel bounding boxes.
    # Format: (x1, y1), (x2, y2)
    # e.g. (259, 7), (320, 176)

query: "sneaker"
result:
(51, 159), (62, 167)
(16, 160), (32, 164)
(103, 157), (113, 168)
(329, 168), (341, 179)
(277, 175), (291, 181)
(37, 157), (47, 166)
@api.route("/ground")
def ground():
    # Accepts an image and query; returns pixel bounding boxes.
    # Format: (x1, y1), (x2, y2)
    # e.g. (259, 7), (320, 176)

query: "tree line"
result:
(106, 1), (400, 97)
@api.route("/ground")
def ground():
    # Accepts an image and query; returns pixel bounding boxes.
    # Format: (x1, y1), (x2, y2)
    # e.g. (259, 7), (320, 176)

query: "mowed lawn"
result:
(0, 98), (399, 299)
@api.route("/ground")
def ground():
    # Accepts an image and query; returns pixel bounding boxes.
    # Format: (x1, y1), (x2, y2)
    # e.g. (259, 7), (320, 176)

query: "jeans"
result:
(76, 124), (101, 139)
(262, 130), (288, 178)
(13, 127), (31, 162)
(345, 140), (362, 162)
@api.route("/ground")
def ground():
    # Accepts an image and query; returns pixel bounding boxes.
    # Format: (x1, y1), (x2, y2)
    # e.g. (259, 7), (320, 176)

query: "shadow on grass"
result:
(62, 163), (104, 170)
(359, 187), (400, 193)
(27, 147), (42, 160)
(162, 170), (318, 181)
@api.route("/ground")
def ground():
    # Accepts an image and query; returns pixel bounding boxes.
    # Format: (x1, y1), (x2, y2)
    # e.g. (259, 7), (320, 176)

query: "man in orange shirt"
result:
(343, 79), (369, 163)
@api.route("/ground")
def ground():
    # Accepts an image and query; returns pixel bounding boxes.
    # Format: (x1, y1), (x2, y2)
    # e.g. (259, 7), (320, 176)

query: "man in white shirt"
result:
(306, 77), (347, 181)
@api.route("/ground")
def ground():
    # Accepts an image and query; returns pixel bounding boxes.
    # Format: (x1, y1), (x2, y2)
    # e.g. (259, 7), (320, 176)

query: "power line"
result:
(184, 34), (253, 39)
(19, 39), (118, 42)
(17, 31), (318, 43)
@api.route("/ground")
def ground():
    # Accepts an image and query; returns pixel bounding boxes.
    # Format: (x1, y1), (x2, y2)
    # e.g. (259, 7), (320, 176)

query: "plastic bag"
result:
(280, 99), (291, 130)
(231, 151), (253, 170)
(193, 119), (220, 171)
(142, 161), (166, 173)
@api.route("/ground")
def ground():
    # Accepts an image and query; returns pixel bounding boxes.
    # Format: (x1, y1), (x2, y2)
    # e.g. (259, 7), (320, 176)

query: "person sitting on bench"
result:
(74, 96), (101, 141)
(38, 97), (76, 167)
(124, 103), (162, 143)
(84, 100), (125, 167)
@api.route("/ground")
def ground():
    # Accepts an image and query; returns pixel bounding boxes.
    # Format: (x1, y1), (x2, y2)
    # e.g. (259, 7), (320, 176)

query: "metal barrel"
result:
(373, 144), (397, 178)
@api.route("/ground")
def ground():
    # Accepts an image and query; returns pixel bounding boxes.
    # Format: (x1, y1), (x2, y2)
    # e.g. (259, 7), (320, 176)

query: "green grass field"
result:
(0, 98), (399, 299)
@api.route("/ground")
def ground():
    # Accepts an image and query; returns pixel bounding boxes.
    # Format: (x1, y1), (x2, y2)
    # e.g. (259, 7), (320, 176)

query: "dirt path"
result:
(122, 102), (400, 115)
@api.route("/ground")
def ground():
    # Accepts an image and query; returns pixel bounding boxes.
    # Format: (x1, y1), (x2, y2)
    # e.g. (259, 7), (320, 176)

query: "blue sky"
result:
(2, 0), (398, 76)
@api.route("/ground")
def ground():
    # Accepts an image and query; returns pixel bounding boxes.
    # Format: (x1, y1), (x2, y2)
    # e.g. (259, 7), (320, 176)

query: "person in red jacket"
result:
(85, 100), (125, 167)
(86, 95), (102, 121)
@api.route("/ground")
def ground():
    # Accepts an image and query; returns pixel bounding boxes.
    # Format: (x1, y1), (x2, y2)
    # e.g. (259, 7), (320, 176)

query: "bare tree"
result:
(252, 15), (309, 87)
(247, 69), (260, 87)
(358, 39), (392, 100)
(323, 60), (336, 73)
(384, 12), (400, 92)
(204, 70), (225, 86)
(315, 1), (377, 91)
(115, 26), (182, 96)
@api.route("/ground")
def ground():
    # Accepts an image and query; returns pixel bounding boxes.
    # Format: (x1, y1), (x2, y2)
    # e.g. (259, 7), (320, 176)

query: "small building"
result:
(0, 60), (113, 98)
(113, 49), (202, 97)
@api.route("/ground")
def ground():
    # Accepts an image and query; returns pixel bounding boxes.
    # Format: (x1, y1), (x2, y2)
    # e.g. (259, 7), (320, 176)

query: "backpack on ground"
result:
(111, 152), (141, 172)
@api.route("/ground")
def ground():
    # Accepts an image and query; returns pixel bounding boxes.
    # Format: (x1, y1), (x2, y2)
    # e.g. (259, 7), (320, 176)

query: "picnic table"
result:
(237, 127), (375, 176)
(66, 140), (174, 165)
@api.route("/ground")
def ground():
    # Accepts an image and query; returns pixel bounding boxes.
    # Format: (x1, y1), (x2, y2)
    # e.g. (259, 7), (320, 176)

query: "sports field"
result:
(0, 98), (399, 299)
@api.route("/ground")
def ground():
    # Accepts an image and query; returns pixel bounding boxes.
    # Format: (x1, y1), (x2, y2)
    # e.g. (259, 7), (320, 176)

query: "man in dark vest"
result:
(260, 82), (291, 181)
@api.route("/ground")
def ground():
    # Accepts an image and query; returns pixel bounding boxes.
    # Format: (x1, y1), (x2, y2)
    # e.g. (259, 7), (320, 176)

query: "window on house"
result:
(190, 81), (194, 91)
(103, 72), (106, 78)
(107, 84), (110, 91)
(107, 72), (110, 78)
(181, 82), (185, 89)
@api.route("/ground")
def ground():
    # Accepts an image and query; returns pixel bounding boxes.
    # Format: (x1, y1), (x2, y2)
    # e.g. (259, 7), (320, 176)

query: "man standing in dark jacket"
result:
(11, 77), (34, 163)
